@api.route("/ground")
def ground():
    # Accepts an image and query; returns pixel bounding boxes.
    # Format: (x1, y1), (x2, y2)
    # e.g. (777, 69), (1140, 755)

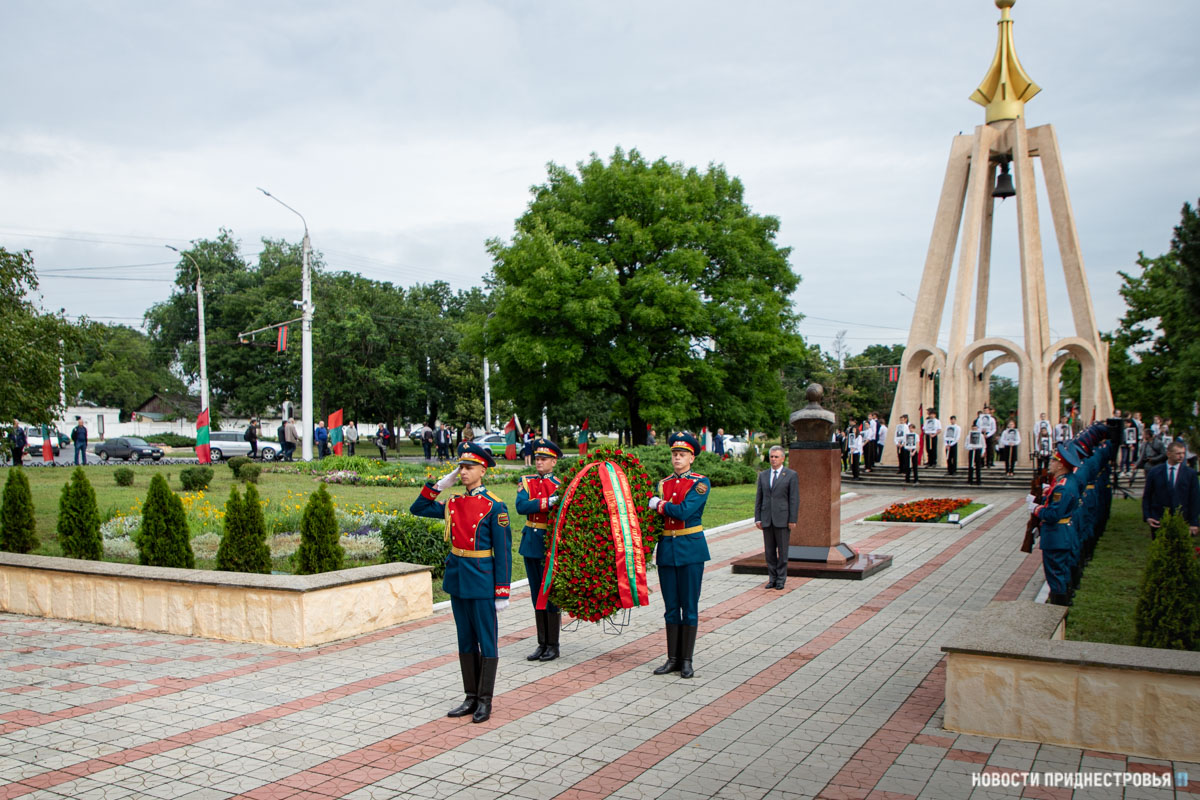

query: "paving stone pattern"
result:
(1, 491), (1195, 799)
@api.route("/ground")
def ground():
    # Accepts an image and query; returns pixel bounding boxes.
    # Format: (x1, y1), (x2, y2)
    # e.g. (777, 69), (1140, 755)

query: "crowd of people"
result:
(834, 407), (1193, 485)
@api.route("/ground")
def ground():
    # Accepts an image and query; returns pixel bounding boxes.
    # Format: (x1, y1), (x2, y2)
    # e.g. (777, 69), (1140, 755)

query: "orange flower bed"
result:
(880, 497), (972, 523)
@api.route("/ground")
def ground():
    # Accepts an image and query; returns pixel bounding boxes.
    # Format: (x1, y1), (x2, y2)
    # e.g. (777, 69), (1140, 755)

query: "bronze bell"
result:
(992, 159), (1016, 199)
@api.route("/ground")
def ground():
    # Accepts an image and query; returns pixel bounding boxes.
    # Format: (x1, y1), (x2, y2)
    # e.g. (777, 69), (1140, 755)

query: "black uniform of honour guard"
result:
(648, 432), (711, 679)
(410, 442), (512, 724)
(516, 438), (564, 661)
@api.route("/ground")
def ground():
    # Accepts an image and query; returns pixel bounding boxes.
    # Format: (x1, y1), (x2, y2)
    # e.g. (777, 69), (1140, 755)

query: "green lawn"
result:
(0, 463), (757, 599)
(1065, 497), (1148, 646)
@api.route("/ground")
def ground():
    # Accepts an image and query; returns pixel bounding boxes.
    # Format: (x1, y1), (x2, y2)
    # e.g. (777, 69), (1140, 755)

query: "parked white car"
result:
(720, 435), (751, 457)
(201, 430), (278, 461)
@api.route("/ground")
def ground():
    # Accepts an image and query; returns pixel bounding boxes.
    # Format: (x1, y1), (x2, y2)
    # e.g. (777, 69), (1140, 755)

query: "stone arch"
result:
(884, 346), (946, 465)
(952, 337), (1035, 461)
(1043, 337), (1103, 423)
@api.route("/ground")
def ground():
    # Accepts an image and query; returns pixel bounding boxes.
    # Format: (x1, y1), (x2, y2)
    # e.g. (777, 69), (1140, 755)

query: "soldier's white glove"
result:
(648, 496), (662, 511)
(434, 468), (460, 492)
(1024, 493), (1037, 514)
(547, 494), (559, 508)
(494, 599), (509, 612)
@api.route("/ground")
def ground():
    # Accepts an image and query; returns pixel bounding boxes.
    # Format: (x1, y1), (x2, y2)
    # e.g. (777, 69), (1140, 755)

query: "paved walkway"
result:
(0, 490), (1195, 800)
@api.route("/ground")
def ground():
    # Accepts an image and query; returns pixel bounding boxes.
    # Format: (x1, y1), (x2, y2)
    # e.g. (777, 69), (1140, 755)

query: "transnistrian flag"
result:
(195, 409), (211, 465)
(503, 415), (520, 461)
(41, 424), (53, 463)
(328, 409), (344, 456)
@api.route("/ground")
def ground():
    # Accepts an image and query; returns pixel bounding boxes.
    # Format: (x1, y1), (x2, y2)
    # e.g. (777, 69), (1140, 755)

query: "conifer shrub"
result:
(179, 466), (213, 491)
(227, 456), (251, 478)
(239, 463), (263, 484)
(113, 467), (135, 487)
(292, 484), (343, 575)
(57, 467), (102, 560)
(216, 484), (271, 574)
(0, 468), (39, 554)
(1134, 511), (1200, 650)
(138, 473), (195, 568)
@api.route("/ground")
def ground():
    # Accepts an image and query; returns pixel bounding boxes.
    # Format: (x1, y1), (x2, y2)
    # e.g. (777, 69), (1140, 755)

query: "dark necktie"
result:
(1169, 466), (1177, 487)
(771, 470), (778, 488)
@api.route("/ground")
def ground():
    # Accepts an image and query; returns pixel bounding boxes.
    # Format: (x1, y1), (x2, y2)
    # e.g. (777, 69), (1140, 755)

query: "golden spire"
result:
(970, 0), (1041, 122)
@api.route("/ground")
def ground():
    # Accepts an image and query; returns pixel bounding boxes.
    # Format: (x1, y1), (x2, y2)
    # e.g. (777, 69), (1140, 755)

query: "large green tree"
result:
(67, 323), (186, 414)
(1110, 200), (1200, 429)
(0, 248), (86, 423)
(485, 148), (805, 444)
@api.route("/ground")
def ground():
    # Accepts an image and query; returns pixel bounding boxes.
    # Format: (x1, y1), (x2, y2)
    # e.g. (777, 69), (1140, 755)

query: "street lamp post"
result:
(483, 312), (495, 431)
(166, 245), (210, 416)
(258, 188), (314, 462)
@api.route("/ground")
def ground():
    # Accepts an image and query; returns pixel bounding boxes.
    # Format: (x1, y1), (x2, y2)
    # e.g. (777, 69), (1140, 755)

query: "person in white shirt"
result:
(847, 420), (863, 480)
(965, 423), (985, 485)
(998, 420), (1021, 476)
(922, 410), (942, 467)
(903, 427), (920, 484)
(1035, 425), (1053, 472)
(863, 414), (877, 473)
(875, 418), (888, 469)
(1054, 416), (1072, 445)
(979, 406), (998, 468)
(894, 415), (910, 477)
(944, 416), (961, 475)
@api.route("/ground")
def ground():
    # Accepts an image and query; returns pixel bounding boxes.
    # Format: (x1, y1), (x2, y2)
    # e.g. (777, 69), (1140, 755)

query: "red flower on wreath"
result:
(543, 447), (662, 623)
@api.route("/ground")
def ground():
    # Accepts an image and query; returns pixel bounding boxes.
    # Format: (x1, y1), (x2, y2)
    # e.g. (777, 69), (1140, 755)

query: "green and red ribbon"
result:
(536, 459), (649, 613)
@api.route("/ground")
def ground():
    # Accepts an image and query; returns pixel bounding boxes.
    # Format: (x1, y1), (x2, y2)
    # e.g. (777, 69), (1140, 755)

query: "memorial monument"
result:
(886, 0), (1114, 464)
(733, 385), (892, 580)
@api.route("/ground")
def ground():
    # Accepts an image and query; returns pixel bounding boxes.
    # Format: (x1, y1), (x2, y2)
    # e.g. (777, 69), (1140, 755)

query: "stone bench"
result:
(942, 601), (1200, 762)
(0, 553), (432, 648)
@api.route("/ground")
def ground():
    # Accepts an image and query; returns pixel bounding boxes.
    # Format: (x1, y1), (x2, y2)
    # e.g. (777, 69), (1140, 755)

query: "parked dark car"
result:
(94, 437), (165, 461)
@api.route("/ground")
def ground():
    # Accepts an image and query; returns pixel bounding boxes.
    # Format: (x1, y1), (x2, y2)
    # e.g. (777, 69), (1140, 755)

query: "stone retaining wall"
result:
(0, 553), (432, 648)
(943, 601), (1200, 762)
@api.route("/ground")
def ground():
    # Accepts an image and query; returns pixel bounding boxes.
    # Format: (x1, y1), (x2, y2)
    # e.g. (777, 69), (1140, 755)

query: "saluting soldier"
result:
(516, 438), (563, 662)
(1030, 443), (1082, 606)
(648, 432), (711, 679)
(410, 442), (512, 723)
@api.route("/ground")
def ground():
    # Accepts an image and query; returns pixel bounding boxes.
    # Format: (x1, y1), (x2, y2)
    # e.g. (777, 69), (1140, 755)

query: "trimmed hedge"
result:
(1, 468), (39, 554)
(239, 463), (263, 483)
(138, 473), (195, 568)
(144, 433), (195, 448)
(216, 484), (271, 574)
(113, 467), (135, 487)
(292, 485), (344, 575)
(380, 514), (450, 578)
(179, 466), (213, 491)
(1134, 511), (1200, 650)
(227, 456), (251, 478)
(58, 467), (102, 560)
(556, 446), (756, 487)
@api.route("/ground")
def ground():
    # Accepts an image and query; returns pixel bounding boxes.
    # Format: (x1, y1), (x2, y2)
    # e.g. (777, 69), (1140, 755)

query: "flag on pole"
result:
(195, 409), (211, 464)
(578, 418), (589, 456)
(887, 366), (899, 382)
(41, 423), (53, 463)
(328, 409), (344, 456)
(277, 326), (288, 352)
(918, 404), (925, 464)
(503, 415), (520, 461)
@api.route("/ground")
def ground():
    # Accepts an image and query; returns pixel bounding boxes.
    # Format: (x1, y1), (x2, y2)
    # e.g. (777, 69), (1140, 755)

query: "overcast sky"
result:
(2, 0), (1197, 368)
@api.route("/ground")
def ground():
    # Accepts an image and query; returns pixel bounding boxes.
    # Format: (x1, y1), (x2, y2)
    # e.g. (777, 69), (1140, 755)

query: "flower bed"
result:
(880, 497), (972, 523)
(543, 447), (662, 623)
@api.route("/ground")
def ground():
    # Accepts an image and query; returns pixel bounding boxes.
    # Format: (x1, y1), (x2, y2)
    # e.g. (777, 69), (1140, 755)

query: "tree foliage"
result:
(216, 484), (271, 574)
(67, 322), (185, 413)
(1111, 199), (1200, 429)
(57, 467), (101, 560)
(138, 473), (195, 568)
(485, 148), (805, 444)
(1134, 511), (1200, 650)
(0, 248), (86, 423)
(0, 468), (38, 554)
(293, 484), (343, 574)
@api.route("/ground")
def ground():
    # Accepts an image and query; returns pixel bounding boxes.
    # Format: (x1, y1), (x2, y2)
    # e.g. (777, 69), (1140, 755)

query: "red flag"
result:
(503, 415), (518, 461)
(328, 409), (344, 456)
(700, 426), (708, 452)
(195, 409), (211, 465)
(41, 423), (53, 463)
(277, 326), (288, 352)
(1090, 407), (1096, 423)
(918, 404), (925, 463)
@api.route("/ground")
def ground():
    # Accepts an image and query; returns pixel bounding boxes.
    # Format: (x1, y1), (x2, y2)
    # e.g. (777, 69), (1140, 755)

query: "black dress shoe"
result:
(764, 581), (774, 589)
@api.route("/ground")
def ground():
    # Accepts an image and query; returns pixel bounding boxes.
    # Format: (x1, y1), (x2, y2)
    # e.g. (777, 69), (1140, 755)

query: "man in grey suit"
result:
(755, 445), (800, 589)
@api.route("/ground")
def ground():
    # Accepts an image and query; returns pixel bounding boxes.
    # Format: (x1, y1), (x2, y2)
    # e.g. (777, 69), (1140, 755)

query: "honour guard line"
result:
(411, 442), (512, 724)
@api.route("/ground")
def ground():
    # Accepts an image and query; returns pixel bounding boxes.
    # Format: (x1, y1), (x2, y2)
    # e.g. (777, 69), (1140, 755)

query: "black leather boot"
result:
(526, 611), (547, 661)
(447, 652), (479, 717)
(1048, 591), (1070, 606)
(652, 624), (681, 675)
(678, 625), (698, 679)
(472, 657), (499, 723)
(539, 612), (560, 662)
